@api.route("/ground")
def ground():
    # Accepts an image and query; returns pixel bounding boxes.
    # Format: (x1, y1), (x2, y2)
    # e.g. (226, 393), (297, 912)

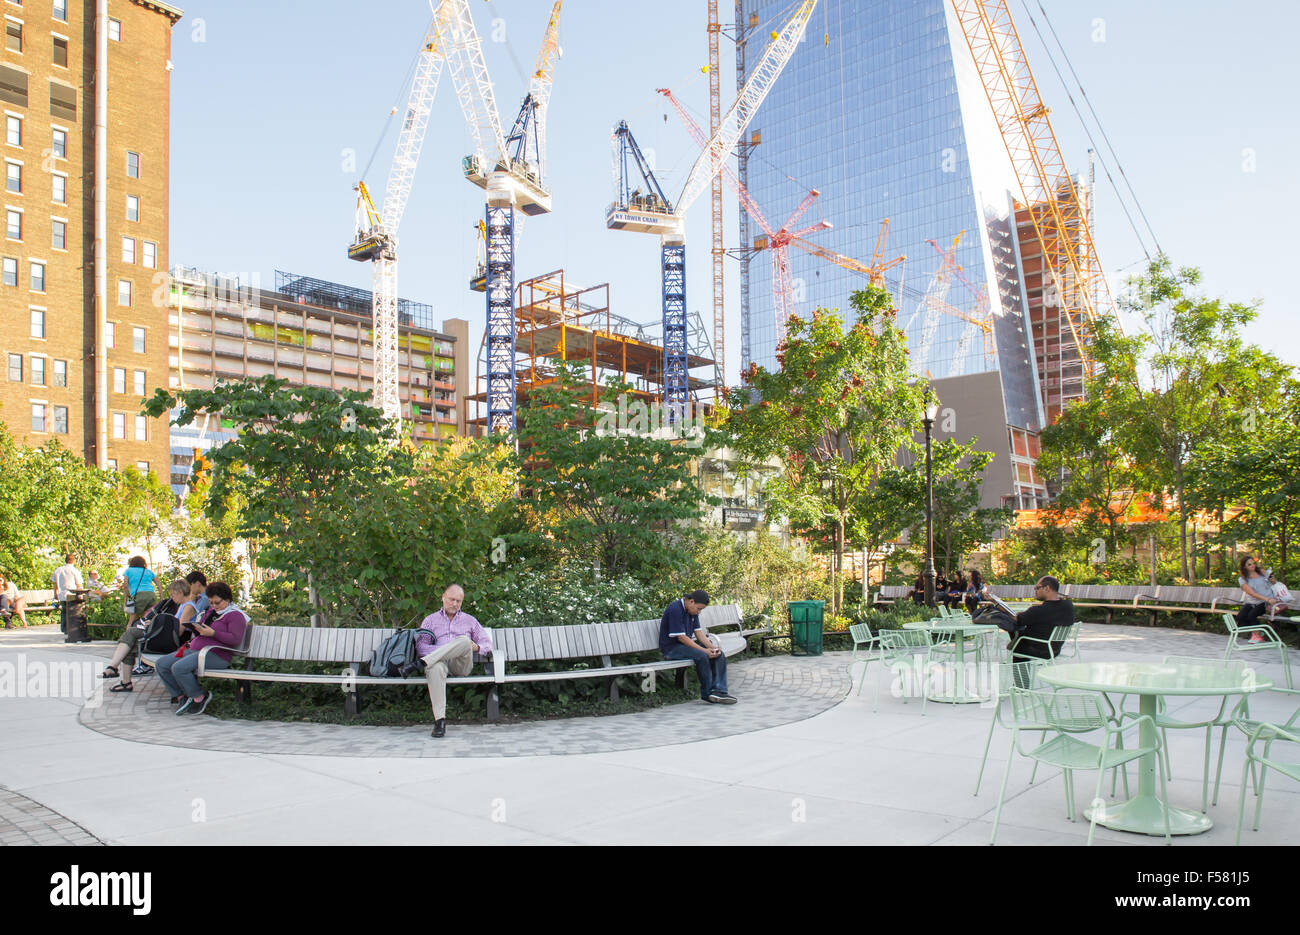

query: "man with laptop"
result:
(979, 576), (1074, 661)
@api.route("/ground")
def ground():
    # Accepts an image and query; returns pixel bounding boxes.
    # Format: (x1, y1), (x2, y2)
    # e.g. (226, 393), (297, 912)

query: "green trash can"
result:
(788, 600), (825, 656)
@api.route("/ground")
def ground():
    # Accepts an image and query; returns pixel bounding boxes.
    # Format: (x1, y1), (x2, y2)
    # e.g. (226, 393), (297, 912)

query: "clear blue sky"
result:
(168, 1), (1300, 381)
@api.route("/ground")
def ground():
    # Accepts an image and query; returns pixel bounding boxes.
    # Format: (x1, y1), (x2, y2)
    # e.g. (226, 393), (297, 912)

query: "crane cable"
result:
(1020, 0), (1164, 260)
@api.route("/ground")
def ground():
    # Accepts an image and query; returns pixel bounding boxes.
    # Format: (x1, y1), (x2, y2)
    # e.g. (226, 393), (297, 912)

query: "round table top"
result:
(903, 620), (999, 634)
(1038, 660), (1272, 696)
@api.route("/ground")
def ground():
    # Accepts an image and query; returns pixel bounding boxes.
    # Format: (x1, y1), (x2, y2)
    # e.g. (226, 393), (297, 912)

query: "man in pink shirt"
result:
(415, 583), (492, 738)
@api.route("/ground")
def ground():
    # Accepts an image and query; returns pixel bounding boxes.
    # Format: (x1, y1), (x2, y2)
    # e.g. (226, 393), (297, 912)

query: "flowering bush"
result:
(482, 564), (665, 628)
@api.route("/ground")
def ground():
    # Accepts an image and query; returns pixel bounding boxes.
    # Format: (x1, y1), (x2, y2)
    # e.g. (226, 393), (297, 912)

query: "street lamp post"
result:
(922, 388), (939, 609)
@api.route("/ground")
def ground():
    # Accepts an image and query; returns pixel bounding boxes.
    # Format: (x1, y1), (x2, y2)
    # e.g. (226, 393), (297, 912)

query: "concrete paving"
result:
(1, 622), (1296, 845)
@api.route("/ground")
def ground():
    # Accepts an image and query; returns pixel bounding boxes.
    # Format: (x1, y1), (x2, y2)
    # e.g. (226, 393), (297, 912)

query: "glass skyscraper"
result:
(737, 0), (1056, 506)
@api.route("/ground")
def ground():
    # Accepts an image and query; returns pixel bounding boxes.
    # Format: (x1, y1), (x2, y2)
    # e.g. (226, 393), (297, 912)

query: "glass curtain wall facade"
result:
(738, 0), (1044, 439)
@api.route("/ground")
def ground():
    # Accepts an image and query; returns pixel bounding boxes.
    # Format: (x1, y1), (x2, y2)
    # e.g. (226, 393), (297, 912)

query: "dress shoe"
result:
(431, 718), (446, 738)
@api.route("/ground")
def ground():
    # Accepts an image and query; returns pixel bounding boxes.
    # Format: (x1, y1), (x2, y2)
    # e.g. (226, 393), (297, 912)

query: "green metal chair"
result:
(849, 622), (880, 696)
(1234, 719), (1300, 845)
(990, 688), (1170, 846)
(868, 629), (930, 714)
(974, 659), (1044, 796)
(1222, 612), (1292, 689)
(1118, 656), (1246, 814)
(1216, 686), (1300, 807)
(1008, 623), (1080, 661)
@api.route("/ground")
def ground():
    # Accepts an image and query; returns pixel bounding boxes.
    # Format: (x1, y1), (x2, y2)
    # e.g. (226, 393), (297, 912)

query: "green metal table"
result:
(903, 620), (999, 703)
(1037, 660), (1270, 836)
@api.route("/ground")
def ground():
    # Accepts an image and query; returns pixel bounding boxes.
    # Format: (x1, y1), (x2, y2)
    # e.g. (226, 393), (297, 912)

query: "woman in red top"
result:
(155, 581), (248, 716)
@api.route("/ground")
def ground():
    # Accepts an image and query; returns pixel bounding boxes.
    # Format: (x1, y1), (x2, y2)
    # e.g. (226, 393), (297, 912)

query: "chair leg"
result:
(990, 733), (1017, 846)
(974, 705), (998, 796)
(1159, 728), (1171, 781)
(1235, 756), (1251, 846)
(1253, 762), (1269, 832)
(1088, 764), (1107, 846)
(1200, 726), (1211, 814)
(1063, 769), (1075, 821)
(1212, 723), (1229, 806)
(1155, 747), (1173, 846)
(1282, 647), (1293, 690)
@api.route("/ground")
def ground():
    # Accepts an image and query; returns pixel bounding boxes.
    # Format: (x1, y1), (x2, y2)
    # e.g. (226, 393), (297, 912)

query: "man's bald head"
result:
(442, 584), (465, 617)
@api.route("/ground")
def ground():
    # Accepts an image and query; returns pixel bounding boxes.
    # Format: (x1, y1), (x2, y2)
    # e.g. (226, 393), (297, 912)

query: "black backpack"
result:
(368, 626), (426, 678)
(141, 599), (182, 654)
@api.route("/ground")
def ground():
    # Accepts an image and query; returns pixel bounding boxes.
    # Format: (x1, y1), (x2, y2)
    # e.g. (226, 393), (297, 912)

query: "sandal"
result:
(100, 666), (119, 679)
(110, 683), (133, 693)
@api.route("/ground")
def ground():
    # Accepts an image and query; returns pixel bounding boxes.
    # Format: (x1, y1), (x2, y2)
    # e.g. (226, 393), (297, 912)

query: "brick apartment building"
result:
(0, 0), (180, 476)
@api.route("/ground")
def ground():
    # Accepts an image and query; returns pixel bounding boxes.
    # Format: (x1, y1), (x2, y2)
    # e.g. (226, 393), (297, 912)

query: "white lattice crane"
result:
(607, 0), (816, 417)
(451, 1), (563, 433)
(348, 1), (459, 427)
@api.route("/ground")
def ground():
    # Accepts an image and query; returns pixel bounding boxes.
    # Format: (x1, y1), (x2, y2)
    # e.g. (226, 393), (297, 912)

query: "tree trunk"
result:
(308, 570), (327, 628)
(1175, 468), (1189, 580)
(1189, 524), (1197, 586)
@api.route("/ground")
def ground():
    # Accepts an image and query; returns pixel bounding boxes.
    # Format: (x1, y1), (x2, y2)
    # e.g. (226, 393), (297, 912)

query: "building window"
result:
(105, 321), (115, 348)
(4, 160), (18, 193)
(126, 151), (139, 178)
(5, 114), (18, 146)
(125, 194), (138, 222)
(53, 0), (66, 22)
(136, 461), (148, 474)
(31, 404), (45, 433)
(112, 367), (124, 394)
(0, 66), (27, 108)
(53, 405), (66, 433)
(51, 127), (65, 158)
(6, 207), (20, 239)
(29, 306), (42, 337)
(2, 255), (15, 284)
(52, 36), (66, 67)
(134, 415), (146, 441)
(133, 369), (145, 397)
(105, 458), (116, 470)
(121, 236), (134, 264)
(53, 357), (65, 386)
(51, 173), (64, 203)
(107, 17), (119, 41)
(117, 279), (130, 306)
(6, 352), (19, 381)
(142, 240), (155, 269)
(6, 19), (22, 54)
(29, 259), (42, 291)
(111, 411), (124, 439)
(50, 218), (64, 249)
(132, 325), (145, 353)
(30, 354), (42, 385)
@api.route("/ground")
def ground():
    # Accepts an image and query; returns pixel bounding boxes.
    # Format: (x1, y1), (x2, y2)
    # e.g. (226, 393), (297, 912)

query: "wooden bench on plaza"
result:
(17, 589), (57, 614)
(142, 603), (760, 720)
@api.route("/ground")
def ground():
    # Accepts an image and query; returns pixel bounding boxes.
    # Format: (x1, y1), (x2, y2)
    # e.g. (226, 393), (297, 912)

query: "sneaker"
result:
(174, 698), (195, 715)
(1248, 633), (1265, 644)
(706, 693), (732, 704)
(188, 693), (211, 716)
(713, 692), (738, 704)
(131, 663), (151, 677)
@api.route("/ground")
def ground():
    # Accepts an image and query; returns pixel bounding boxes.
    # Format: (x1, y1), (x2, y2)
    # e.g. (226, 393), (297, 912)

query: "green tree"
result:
(1086, 256), (1291, 581)
(726, 286), (923, 613)
(144, 377), (411, 624)
(518, 363), (710, 586)
(1037, 394), (1146, 559)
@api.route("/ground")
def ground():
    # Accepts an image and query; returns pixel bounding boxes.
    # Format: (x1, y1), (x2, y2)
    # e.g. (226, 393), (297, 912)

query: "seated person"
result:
(965, 570), (990, 614)
(101, 580), (188, 691)
(156, 581), (249, 716)
(947, 572), (967, 609)
(0, 574), (29, 629)
(977, 576), (1073, 661)
(85, 571), (110, 601)
(909, 575), (926, 605)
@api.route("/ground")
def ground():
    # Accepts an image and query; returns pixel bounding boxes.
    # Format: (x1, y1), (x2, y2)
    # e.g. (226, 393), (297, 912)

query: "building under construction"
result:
(466, 269), (717, 431)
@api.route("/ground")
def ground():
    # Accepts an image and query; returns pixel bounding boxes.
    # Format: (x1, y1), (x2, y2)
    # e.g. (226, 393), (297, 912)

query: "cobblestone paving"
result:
(75, 622), (1291, 759)
(78, 651), (855, 758)
(0, 786), (103, 846)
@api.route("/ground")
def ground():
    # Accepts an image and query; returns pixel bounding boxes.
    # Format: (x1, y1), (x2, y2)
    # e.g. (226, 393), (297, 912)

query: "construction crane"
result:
(347, 1), (457, 425)
(952, 0), (1118, 416)
(606, 0), (816, 419)
(451, 0), (563, 434)
(659, 86), (903, 344)
(926, 237), (994, 372)
(706, 0), (725, 390)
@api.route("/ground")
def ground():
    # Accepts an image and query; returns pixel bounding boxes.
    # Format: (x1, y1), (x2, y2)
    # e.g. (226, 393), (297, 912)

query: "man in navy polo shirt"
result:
(660, 590), (737, 704)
